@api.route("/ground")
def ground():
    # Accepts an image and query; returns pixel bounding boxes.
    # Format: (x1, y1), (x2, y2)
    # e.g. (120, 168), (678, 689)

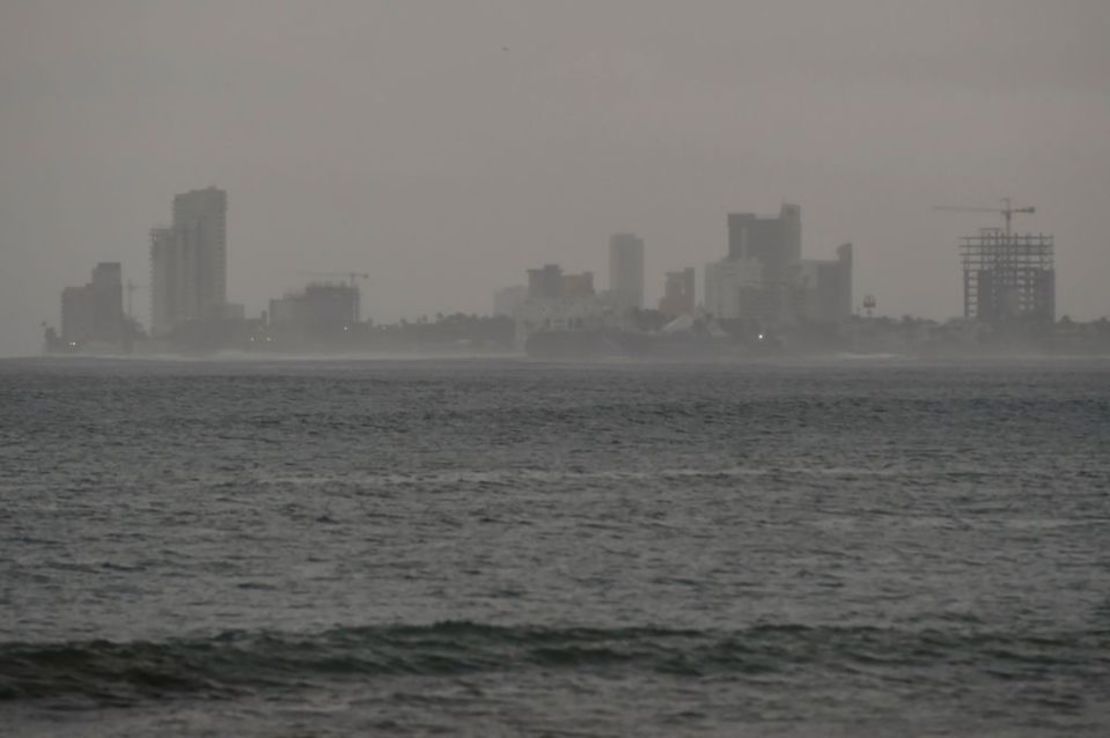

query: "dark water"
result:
(1, 357), (1108, 736)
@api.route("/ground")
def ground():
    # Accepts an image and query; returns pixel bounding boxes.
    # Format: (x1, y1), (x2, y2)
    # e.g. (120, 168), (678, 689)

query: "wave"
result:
(2, 621), (1106, 707)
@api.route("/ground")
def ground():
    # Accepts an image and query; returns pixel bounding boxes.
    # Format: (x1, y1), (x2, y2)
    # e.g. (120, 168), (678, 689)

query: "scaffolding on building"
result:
(959, 228), (1055, 324)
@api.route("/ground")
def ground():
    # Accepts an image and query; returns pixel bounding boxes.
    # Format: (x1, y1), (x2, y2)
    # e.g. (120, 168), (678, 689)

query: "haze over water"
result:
(4, 2), (1110, 735)
(2, 357), (1108, 736)
(3, 1), (1110, 355)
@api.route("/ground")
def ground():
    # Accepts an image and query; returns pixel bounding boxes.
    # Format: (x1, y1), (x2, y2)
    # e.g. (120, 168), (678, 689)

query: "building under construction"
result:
(960, 229), (1055, 324)
(938, 199), (1055, 326)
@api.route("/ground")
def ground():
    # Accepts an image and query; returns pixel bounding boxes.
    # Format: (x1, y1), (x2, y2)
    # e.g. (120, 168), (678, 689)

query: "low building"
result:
(269, 282), (359, 339)
(514, 263), (630, 347)
(513, 293), (626, 347)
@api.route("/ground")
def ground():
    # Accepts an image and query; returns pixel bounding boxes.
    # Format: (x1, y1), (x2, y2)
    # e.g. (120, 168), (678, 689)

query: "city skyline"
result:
(4, 6), (1108, 735)
(3, 1), (1109, 355)
(50, 193), (860, 340)
(32, 186), (1079, 349)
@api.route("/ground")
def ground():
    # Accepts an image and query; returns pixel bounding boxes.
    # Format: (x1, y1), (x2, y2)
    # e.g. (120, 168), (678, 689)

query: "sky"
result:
(1, 0), (1108, 355)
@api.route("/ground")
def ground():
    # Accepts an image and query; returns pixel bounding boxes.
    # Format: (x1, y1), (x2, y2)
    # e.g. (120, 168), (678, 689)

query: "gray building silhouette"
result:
(150, 187), (228, 335)
(727, 204), (801, 284)
(608, 233), (644, 310)
(61, 262), (125, 346)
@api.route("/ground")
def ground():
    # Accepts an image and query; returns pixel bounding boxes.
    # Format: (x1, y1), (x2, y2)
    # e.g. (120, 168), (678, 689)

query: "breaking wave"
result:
(3, 621), (1106, 707)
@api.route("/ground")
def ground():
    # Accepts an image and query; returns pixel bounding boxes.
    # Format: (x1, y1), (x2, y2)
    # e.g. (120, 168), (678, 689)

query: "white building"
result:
(512, 293), (632, 348)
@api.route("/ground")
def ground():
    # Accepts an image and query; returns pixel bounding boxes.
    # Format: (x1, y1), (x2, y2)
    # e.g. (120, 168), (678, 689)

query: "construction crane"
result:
(934, 198), (1054, 323)
(933, 197), (1035, 237)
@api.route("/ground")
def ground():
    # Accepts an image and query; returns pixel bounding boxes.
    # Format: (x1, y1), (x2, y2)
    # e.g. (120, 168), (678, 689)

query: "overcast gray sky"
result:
(2, 0), (1108, 355)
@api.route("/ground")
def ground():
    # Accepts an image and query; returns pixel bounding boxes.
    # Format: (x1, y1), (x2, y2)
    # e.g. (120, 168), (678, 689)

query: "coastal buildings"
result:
(149, 187), (230, 336)
(269, 282), (359, 337)
(514, 263), (627, 347)
(60, 262), (126, 347)
(704, 204), (852, 330)
(608, 233), (644, 311)
(510, 202), (854, 349)
(728, 204), (801, 284)
(721, 204), (804, 327)
(46, 184), (1097, 357)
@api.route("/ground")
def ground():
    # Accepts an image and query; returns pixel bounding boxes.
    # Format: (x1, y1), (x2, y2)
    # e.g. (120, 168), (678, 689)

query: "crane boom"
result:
(933, 198), (1035, 236)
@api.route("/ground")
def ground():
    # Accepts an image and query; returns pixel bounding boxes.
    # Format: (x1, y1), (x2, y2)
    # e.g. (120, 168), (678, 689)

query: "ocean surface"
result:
(1, 356), (1108, 737)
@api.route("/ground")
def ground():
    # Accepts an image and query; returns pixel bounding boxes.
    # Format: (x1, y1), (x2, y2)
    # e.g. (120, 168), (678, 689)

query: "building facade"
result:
(269, 283), (359, 338)
(61, 262), (125, 346)
(527, 264), (564, 300)
(727, 204), (801, 284)
(561, 271), (596, 298)
(514, 263), (632, 347)
(150, 186), (228, 335)
(717, 204), (804, 327)
(798, 243), (853, 323)
(608, 233), (644, 310)
(959, 232), (1054, 325)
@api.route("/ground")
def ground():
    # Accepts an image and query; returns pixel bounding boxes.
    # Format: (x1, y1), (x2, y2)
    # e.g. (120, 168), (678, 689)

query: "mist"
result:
(5, 5), (1110, 733)
(2, 0), (1109, 356)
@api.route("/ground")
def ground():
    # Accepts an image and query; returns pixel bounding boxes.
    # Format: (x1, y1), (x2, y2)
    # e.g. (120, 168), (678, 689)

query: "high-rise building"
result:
(150, 227), (179, 336)
(727, 204), (801, 283)
(658, 268), (696, 317)
(719, 204), (803, 327)
(61, 262), (125, 346)
(608, 233), (644, 310)
(960, 232), (1054, 325)
(149, 187), (228, 335)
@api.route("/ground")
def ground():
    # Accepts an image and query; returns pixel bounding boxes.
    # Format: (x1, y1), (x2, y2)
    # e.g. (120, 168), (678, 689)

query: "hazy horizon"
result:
(3, 0), (1108, 356)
